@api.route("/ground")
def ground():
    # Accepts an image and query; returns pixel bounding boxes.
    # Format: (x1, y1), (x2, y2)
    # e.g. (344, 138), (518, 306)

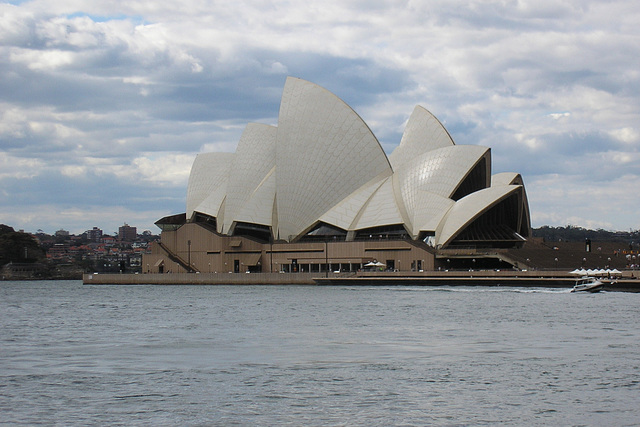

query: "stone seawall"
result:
(83, 271), (640, 291)
(84, 272), (320, 285)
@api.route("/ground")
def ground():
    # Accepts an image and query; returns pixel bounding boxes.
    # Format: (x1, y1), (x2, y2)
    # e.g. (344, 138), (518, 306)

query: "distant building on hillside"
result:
(86, 227), (103, 242)
(118, 223), (137, 242)
(55, 229), (70, 238)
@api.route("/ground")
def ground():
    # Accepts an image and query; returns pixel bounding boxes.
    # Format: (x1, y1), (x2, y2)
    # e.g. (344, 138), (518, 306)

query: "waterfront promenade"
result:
(83, 270), (640, 291)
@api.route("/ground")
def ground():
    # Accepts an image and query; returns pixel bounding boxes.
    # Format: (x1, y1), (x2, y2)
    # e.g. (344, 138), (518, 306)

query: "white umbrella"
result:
(365, 261), (385, 267)
(569, 269), (582, 275)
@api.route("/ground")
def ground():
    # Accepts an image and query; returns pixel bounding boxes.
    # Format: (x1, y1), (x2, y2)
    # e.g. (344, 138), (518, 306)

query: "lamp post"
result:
(325, 240), (328, 278)
(187, 240), (191, 273)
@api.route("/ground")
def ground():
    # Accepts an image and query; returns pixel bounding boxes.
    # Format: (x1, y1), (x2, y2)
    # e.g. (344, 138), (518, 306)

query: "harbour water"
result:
(2, 280), (639, 425)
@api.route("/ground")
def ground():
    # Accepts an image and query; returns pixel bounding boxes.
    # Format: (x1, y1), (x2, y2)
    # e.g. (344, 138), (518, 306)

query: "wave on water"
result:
(342, 286), (573, 294)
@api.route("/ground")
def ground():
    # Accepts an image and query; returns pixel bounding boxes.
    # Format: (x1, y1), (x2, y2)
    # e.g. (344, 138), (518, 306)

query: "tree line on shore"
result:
(533, 225), (639, 243)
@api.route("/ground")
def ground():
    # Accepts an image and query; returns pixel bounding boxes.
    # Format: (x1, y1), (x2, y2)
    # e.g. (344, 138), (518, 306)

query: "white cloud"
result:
(0, 107), (28, 138)
(10, 48), (76, 70)
(61, 165), (87, 177)
(609, 127), (639, 144)
(528, 173), (640, 230)
(131, 153), (195, 186)
(0, 153), (44, 179)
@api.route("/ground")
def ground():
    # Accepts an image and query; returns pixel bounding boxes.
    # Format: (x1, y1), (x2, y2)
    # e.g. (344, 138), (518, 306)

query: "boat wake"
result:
(344, 286), (573, 294)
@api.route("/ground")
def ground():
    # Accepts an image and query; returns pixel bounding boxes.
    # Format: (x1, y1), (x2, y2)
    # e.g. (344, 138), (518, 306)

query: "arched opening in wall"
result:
(354, 224), (410, 241)
(451, 158), (488, 201)
(448, 193), (526, 249)
(232, 222), (272, 242)
(298, 222), (347, 242)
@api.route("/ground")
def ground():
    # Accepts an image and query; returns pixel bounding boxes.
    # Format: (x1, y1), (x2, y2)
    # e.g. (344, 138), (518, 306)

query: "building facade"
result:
(118, 223), (137, 242)
(144, 77), (530, 273)
(86, 227), (103, 243)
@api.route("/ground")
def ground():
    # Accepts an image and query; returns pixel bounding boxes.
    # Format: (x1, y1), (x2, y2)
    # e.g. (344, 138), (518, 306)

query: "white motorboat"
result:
(571, 276), (605, 293)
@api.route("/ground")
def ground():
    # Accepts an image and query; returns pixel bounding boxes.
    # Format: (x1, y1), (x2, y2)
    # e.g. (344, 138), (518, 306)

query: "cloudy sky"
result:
(1, 0), (638, 235)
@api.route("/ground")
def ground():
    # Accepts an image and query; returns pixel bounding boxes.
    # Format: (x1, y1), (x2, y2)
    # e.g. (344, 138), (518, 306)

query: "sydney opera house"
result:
(143, 77), (530, 274)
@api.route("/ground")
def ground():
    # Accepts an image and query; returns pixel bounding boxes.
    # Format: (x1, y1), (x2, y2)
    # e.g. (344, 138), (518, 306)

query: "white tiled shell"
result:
(491, 172), (522, 186)
(222, 123), (277, 233)
(352, 176), (405, 230)
(436, 185), (522, 247)
(232, 167), (276, 228)
(186, 152), (234, 221)
(412, 191), (455, 235)
(319, 173), (389, 231)
(195, 186), (230, 233)
(389, 105), (455, 170)
(394, 145), (489, 232)
(275, 77), (392, 241)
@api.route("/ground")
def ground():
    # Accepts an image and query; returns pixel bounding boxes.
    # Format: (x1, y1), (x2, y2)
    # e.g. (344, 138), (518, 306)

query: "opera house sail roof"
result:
(182, 77), (531, 249)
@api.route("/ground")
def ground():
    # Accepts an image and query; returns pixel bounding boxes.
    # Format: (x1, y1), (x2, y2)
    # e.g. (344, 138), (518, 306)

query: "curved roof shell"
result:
(318, 174), (389, 231)
(436, 185), (525, 247)
(351, 176), (405, 231)
(492, 172), (523, 186)
(275, 77), (392, 241)
(393, 145), (490, 236)
(186, 152), (234, 224)
(183, 77), (531, 248)
(389, 105), (455, 169)
(222, 123), (277, 233)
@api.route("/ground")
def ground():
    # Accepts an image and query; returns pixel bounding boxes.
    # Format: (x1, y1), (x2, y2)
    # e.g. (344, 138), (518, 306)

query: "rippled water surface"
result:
(2, 281), (639, 425)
